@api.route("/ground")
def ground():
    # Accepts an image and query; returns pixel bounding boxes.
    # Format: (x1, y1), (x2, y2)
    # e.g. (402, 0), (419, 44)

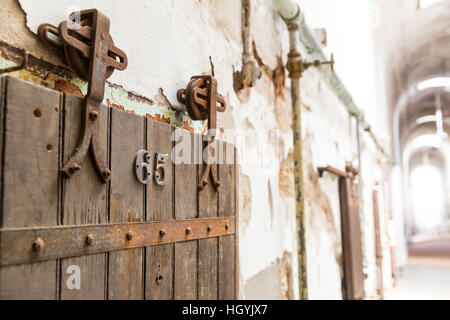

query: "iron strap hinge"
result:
(38, 9), (128, 183)
(177, 75), (227, 192)
(0, 217), (235, 267)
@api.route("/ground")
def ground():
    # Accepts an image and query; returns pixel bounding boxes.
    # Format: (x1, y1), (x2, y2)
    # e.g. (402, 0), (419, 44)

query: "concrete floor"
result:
(385, 237), (450, 300)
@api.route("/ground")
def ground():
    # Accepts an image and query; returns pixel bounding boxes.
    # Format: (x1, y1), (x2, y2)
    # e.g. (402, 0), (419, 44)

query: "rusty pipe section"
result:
(233, 0), (262, 91)
(273, 0), (390, 162)
(285, 20), (308, 300)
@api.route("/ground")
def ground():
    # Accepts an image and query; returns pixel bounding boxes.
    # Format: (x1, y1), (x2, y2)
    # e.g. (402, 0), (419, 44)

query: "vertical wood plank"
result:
(0, 78), (60, 299)
(174, 129), (198, 300)
(59, 95), (108, 299)
(197, 136), (218, 300)
(108, 109), (144, 300)
(145, 120), (174, 300)
(218, 141), (236, 300)
(234, 148), (240, 299)
(372, 189), (384, 298)
(339, 177), (365, 300)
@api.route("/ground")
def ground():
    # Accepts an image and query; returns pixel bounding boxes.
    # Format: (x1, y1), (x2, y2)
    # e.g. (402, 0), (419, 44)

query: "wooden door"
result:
(372, 188), (384, 299)
(339, 176), (365, 300)
(0, 77), (238, 300)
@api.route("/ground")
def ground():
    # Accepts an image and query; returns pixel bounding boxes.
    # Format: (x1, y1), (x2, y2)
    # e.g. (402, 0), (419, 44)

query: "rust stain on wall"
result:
(277, 251), (295, 300)
(303, 134), (342, 266)
(54, 79), (83, 98)
(146, 113), (172, 124)
(279, 151), (295, 198)
(244, 251), (294, 300)
(252, 41), (285, 101)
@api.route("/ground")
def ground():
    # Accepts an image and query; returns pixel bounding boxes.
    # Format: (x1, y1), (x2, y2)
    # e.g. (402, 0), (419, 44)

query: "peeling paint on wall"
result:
(244, 251), (294, 300)
(0, 41), (206, 133)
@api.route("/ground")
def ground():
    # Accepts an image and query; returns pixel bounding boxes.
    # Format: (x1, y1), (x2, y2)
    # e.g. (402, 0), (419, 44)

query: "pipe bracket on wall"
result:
(233, 0), (262, 92)
(38, 9), (128, 183)
(318, 162), (359, 180)
(177, 75), (226, 192)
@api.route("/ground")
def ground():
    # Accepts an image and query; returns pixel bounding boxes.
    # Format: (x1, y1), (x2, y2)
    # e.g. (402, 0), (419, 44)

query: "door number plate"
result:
(134, 150), (168, 186)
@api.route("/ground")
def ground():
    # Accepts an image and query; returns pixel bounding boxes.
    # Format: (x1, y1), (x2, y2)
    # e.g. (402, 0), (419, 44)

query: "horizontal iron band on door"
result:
(0, 217), (235, 266)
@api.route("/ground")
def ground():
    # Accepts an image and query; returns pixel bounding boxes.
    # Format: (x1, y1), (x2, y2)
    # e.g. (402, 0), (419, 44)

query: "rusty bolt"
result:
(159, 229), (166, 237)
(33, 238), (45, 251)
(185, 227), (191, 235)
(207, 226), (212, 233)
(126, 231), (133, 241)
(103, 169), (111, 179)
(86, 234), (94, 246)
(225, 224), (229, 230)
(90, 111), (99, 121)
(156, 274), (164, 285)
(69, 163), (82, 173)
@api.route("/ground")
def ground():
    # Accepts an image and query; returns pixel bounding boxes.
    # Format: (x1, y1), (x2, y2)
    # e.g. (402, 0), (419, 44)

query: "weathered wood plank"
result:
(108, 109), (144, 300)
(372, 189), (384, 298)
(218, 141), (236, 300)
(198, 136), (218, 300)
(0, 78), (60, 299)
(339, 177), (365, 300)
(174, 129), (198, 300)
(59, 95), (108, 300)
(145, 120), (174, 300)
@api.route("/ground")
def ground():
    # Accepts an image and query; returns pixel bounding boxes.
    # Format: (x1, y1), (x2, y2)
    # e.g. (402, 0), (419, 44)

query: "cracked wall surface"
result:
(0, 0), (398, 299)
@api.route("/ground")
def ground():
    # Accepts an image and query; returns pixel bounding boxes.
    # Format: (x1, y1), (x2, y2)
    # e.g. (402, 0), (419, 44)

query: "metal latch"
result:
(38, 9), (128, 183)
(177, 76), (226, 191)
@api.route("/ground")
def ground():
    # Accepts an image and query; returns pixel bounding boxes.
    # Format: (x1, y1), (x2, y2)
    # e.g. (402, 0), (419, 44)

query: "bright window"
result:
(410, 134), (443, 150)
(417, 77), (450, 91)
(410, 165), (444, 234)
(419, 0), (444, 9)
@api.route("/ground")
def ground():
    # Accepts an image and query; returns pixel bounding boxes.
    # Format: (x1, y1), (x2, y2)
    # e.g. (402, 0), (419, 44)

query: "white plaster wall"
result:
(8, 0), (398, 299)
(301, 68), (351, 299)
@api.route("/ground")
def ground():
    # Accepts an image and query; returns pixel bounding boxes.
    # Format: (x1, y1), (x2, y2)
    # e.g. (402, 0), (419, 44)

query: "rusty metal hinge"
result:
(38, 9), (128, 183)
(177, 75), (226, 191)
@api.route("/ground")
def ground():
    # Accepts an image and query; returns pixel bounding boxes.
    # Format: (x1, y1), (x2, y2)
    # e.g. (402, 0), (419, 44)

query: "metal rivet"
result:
(225, 224), (229, 230)
(185, 227), (191, 235)
(86, 234), (94, 246)
(33, 238), (45, 251)
(207, 226), (212, 233)
(126, 231), (133, 241)
(156, 274), (164, 285)
(90, 111), (99, 121)
(159, 230), (166, 237)
(33, 108), (42, 118)
(103, 169), (111, 179)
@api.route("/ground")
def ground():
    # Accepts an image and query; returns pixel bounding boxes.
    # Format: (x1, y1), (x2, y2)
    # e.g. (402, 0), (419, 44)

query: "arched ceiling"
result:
(389, 1), (450, 152)
(398, 88), (450, 140)
(408, 147), (445, 170)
